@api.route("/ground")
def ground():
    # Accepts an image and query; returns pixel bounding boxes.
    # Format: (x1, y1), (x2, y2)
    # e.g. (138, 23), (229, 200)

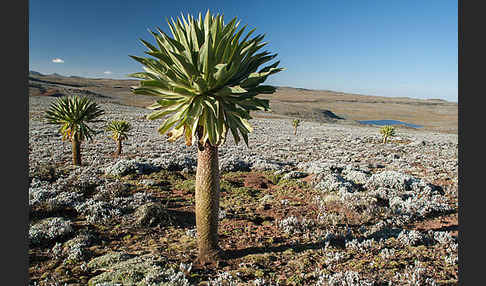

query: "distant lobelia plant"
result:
(129, 10), (284, 264)
(45, 96), (104, 165)
(106, 120), (131, 156)
(380, 125), (396, 144)
(292, 119), (301, 135)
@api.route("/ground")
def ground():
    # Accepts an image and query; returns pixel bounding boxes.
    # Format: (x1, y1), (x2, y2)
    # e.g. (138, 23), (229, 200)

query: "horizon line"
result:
(28, 70), (458, 104)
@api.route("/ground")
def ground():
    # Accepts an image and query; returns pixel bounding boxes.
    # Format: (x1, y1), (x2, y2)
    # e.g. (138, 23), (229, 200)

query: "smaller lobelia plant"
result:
(292, 119), (301, 136)
(380, 125), (396, 144)
(45, 95), (105, 165)
(106, 120), (131, 156)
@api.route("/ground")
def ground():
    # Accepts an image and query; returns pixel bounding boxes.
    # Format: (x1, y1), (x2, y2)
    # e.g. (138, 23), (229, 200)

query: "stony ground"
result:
(28, 95), (458, 286)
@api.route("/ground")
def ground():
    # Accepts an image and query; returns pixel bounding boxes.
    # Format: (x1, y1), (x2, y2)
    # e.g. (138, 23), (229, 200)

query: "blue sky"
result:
(29, 0), (458, 102)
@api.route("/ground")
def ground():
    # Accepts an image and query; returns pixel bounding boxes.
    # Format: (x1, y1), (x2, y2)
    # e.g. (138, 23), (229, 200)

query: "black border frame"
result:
(6, 0), (29, 284)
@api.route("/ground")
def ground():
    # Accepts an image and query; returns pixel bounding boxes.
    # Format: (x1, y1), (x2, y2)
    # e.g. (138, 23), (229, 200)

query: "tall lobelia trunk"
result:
(383, 136), (388, 144)
(71, 137), (81, 166)
(294, 127), (297, 136)
(195, 140), (221, 264)
(116, 139), (122, 156)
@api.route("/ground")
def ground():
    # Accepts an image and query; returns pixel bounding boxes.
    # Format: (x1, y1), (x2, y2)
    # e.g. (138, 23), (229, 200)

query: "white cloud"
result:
(52, 58), (64, 63)
(103, 71), (113, 74)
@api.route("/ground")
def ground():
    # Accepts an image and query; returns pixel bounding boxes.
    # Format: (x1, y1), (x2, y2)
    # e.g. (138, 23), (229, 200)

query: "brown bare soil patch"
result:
(411, 214), (458, 237)
(243, 173), (273, 189)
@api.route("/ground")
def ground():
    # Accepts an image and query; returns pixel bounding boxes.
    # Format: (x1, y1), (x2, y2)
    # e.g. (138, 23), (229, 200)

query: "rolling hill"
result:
(28, 71), (457, 133)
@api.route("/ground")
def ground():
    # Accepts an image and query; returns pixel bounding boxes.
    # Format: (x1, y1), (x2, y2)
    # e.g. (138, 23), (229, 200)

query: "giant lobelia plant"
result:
(292, 118), (301, 136)
(380, 125), (396, 144)
(106, 120), (132, 156)
(45, 96), (104, 166)
(129, 11), (284, 263)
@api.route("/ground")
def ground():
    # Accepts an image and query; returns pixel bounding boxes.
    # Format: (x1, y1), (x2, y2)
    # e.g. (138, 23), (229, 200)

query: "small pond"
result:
(358, 119), (423, 128)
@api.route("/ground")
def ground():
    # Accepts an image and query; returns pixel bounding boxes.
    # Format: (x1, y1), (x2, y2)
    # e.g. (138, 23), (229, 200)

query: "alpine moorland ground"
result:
(29, 90), (458, 285)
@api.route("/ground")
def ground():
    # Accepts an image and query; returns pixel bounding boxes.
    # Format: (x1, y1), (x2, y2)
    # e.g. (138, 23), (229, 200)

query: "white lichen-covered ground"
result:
(29, 95), (458, 285)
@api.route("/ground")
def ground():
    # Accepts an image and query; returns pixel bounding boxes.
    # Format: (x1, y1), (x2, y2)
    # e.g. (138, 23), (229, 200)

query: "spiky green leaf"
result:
(129, 11), (284, 147)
